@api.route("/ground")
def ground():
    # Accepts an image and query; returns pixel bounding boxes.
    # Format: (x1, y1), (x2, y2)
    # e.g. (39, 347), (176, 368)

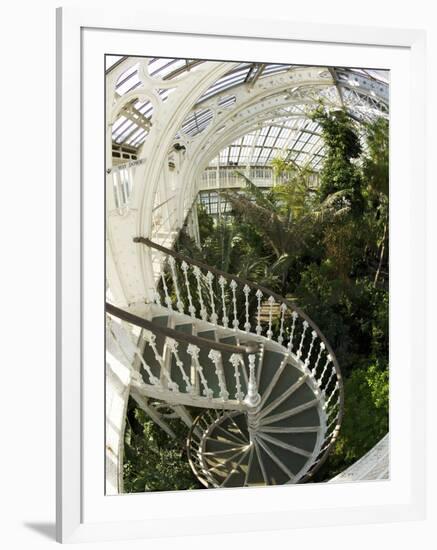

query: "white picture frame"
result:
(56, 6), (426, 543)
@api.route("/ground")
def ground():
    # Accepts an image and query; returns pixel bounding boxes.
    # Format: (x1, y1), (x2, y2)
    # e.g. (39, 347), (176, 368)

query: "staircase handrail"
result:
(106, 302), (259, 356)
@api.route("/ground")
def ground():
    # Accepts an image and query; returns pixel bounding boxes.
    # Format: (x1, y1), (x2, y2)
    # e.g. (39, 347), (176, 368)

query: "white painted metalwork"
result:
(230, 354), (245, 402)
(208, 349), (229, 401)
(168, 255), (184, 313)
(181, 260), (196, 318)
(266, 295), (275, 339)
(278, 302), (287, 345)
(255, 289), (263, 335)
(102, 55), (392, 492)
(287, 311), (298, 351)
(218, 275), (229, 328)
(193, 266), (208, 321)
(243, 284), (251, 332)
(187, 344), (213, 399)
(230, 279), (239, 329)
(206, 271), (218, 324)
(166, 337), (194, 393)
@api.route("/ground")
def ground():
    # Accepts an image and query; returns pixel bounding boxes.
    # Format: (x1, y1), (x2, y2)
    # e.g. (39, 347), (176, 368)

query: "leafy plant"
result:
(123, 399), (202, 493)
(317, 362), (389, 479)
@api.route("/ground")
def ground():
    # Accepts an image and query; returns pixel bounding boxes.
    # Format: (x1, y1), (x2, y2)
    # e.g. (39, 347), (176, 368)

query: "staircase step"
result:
(263, 406), (320, 429)
(231, 412), (250, 439)
(220, 415), (249, 445)
(261, 362), (302, 409)
(141, 315), (168, 385)
(259, 430), (318, 454)
(258, 350), (286, 395)
(204, 438), (246, 455)
(263, 380), (316, 418)
(247, 445), (266, 485)
(257, 434), (309, 477)
(218, 457), (249, 487)
(204, 449), (249, 486)
(255, 440), (295, 484)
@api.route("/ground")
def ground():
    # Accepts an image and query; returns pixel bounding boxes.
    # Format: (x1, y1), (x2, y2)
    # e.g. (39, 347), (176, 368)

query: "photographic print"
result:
(105, 57), (389, 494)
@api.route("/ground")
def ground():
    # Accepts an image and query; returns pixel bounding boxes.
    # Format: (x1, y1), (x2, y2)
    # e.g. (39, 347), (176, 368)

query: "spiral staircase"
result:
(106, 237), (344, 488)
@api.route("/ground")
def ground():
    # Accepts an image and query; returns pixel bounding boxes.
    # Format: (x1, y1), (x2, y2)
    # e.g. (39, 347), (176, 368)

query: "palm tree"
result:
(361, 118), (389, 287)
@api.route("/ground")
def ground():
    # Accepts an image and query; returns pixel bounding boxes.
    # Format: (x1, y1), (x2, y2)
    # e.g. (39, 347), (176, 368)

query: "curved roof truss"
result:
(107, 57), (388, 168)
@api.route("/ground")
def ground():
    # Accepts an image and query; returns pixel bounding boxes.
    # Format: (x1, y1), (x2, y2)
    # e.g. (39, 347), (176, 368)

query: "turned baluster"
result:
(218, 275), (229, 328)
(230, 280), (239, 329)
(287, 311), (298, 352)
(243, 285), (251, 332)
(181, 260), (196, 318)
(230, 354), (245, 402)
(255, 289), (263, 335)
(187, 344), (213, 398)
(208, 350), (229, 401)
(266, 295), (275, 339)
(206, 271), (218, 324)
(168, 255), (184, 313)
(166, 337), (194, 393)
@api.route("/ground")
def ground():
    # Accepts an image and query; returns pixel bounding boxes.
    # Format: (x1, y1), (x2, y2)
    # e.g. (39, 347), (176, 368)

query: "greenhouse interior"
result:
(105, 56), (389, 494)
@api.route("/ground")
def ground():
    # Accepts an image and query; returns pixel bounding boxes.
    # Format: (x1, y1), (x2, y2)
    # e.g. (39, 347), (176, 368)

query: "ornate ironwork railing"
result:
(134, 236), (344, 480)
(107, 302), (258, 405)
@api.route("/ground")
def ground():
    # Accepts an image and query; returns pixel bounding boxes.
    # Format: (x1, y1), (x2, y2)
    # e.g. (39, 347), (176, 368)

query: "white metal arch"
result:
(106, 59), (388, 306)
(175, 68), (338, 223)
(106, 58), (240, 305)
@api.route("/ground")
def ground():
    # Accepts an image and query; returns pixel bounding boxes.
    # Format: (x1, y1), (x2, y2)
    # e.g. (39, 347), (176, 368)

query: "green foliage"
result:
(197, 203), (214, 239)
(179, 108), (390, 482)
(129, 107), (390, 490)
(362, 117), (389, 197)
(318, 362), (389, 479)
(123, 400), (202, 493)
(311, 107), (363, 211)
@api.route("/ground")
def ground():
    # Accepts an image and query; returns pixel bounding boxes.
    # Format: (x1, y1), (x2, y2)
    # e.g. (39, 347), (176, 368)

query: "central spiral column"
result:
(244, 354), (261, 441)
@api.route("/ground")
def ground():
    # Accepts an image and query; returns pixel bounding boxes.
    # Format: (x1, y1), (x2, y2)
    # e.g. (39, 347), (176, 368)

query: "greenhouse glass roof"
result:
(107, 57), (388, 170)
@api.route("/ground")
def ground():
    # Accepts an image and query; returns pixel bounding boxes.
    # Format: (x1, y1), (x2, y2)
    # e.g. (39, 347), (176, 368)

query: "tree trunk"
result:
(374, 219), (388, 287)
